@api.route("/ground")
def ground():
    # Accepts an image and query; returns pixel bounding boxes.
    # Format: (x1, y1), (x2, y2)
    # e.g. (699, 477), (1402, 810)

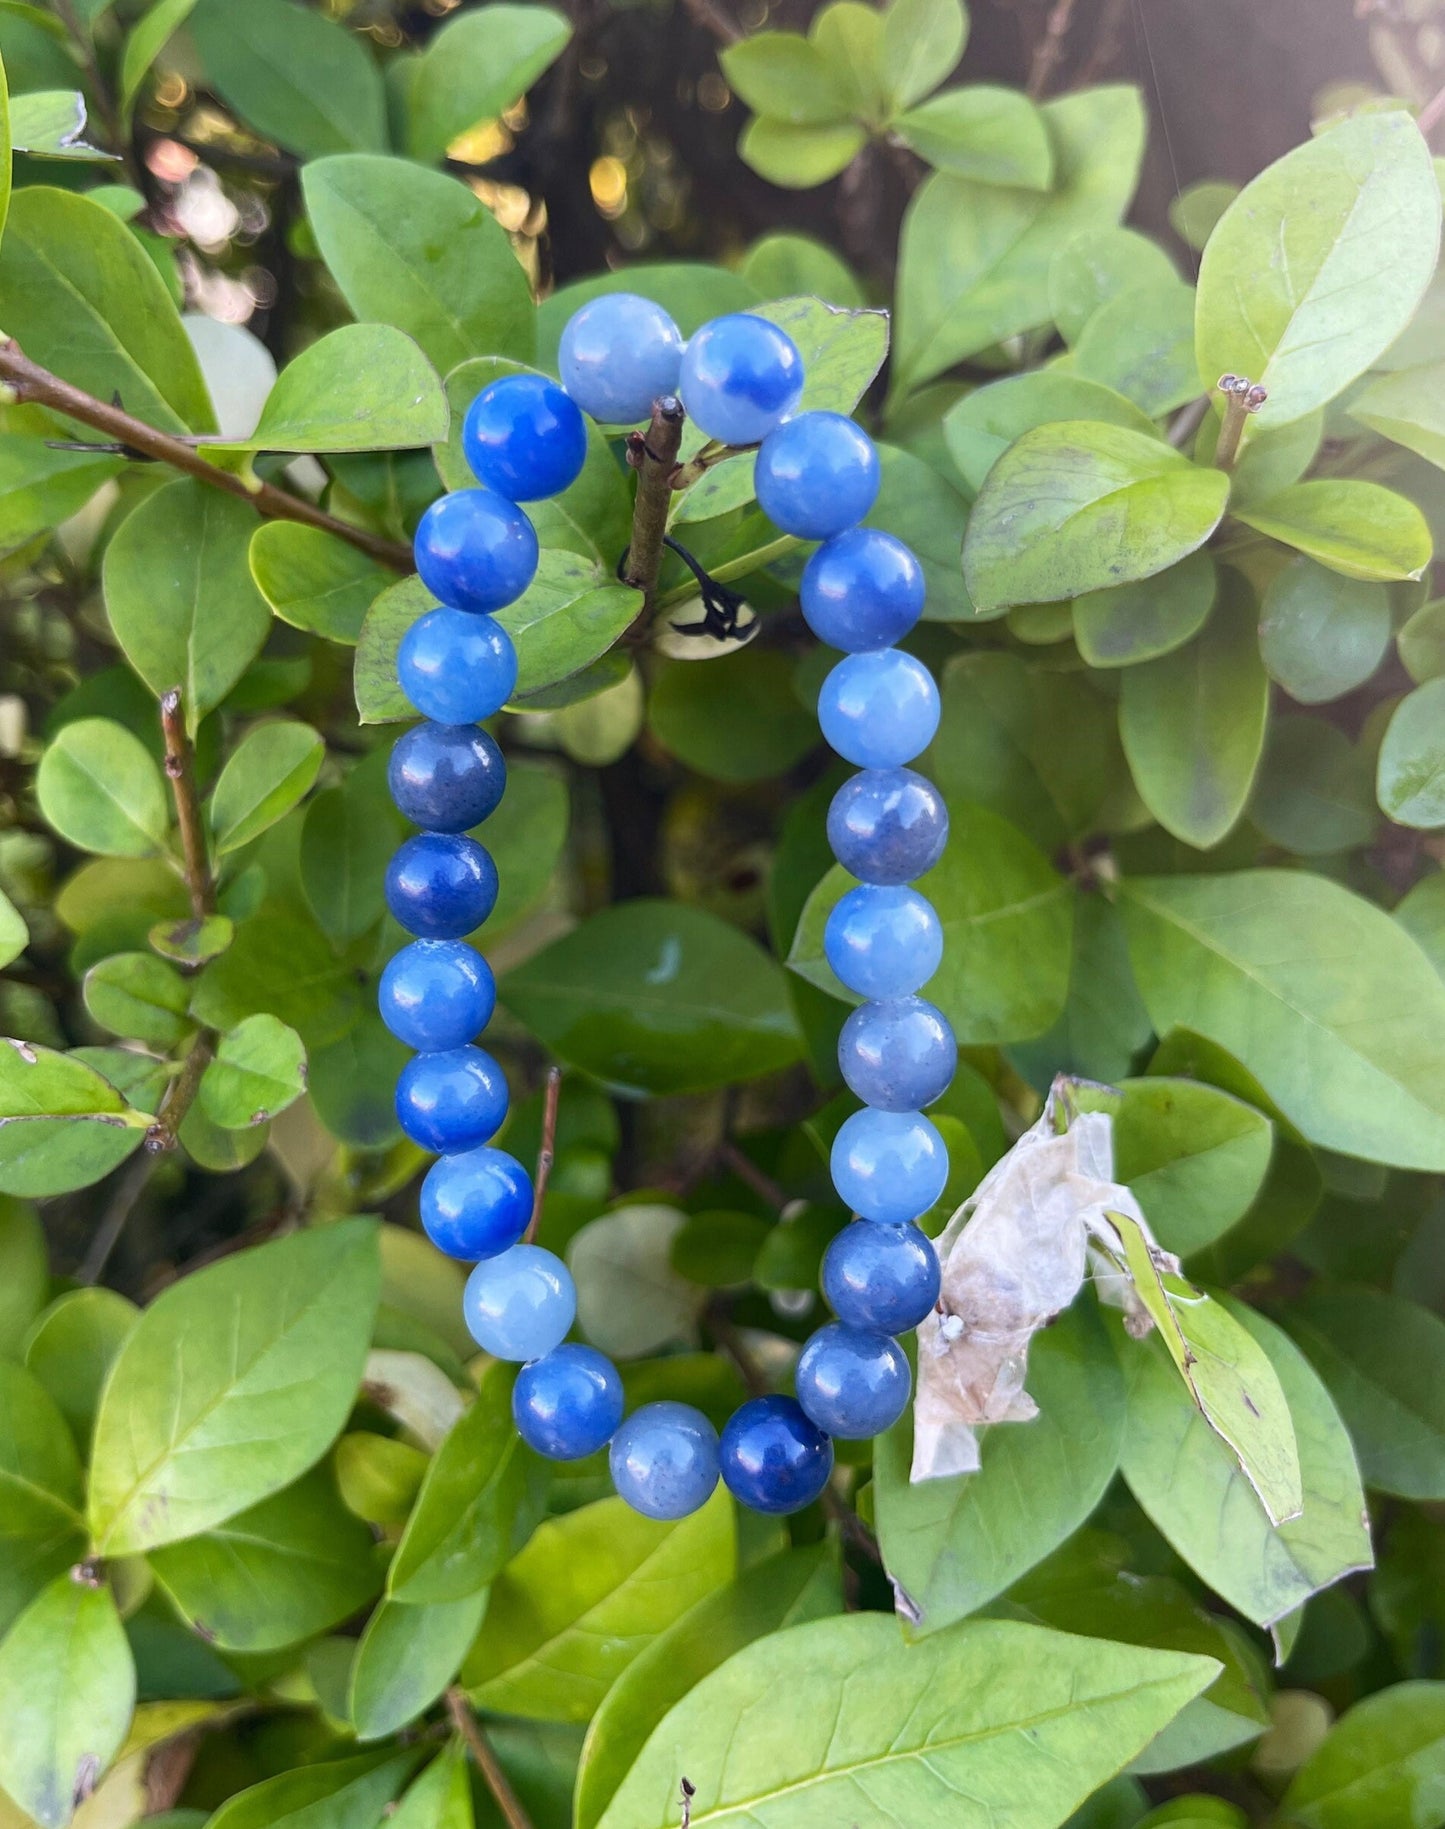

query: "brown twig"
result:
(446, 1690), (534, 1829)
(1167, 394), (1211, 449)
(0, 340), (413, 570)
(1076, 0), (1130, 86)
(717, 1139), (790, 1215)
(1212, 373), (1268, 471)
(1028, 0), (1078, 97)
(621, 397), (687, 613)
(524, 1066), (563, 1242)
(161, 689), (216, 918)
(678, 0), (741, 43)
(1419, 79), (1445, 142)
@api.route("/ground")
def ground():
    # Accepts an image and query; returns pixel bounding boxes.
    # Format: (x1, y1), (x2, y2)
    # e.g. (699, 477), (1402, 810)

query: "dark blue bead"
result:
(822, 1220), (940, 1334)
(838, 996), (956, 1111)
(514, 1344), (625, 1459)
(413, 487), (538, 614)
(378, 940), (495, 1052)
(795, 1323), (911, 1439)
(559, 294), (684, 425)
(679, 314), (804, 446)
(755, 412), (880, 541)
(395, 1045), (509, 1154)
(464, 374), (588, 503)
(719, 1395), (833, 1515)
(397, 609), (518, 723)
(421, 1145), (533, 1260)
(388, 723), (506, 833)
(827, 768), (949, 885)
(385, 834), (498, 939)
(801, 529), (925, 653)
(610, 1402), (720, 1520)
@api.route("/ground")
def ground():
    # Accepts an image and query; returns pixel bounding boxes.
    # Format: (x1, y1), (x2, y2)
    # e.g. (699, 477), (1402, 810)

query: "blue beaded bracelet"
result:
(384, 295), (952, 1521)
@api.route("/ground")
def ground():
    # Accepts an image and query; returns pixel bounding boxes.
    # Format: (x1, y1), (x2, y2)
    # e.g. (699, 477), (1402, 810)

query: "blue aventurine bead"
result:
(718, 1394), (833, 1515)
(414, 487), (538, 614)
(559, 293), (685, 425)
(395, 1044), (509, 1154)
(817, 649), (940, 768)
(610, 1401), (720, 1520)
(378, 939), (495, 1053)
(831, 1106), (949, 1224)
(397, 608), (518, 724)
(801, 528), (925, 652)
(463, 374), (588, 502)
(821, 1220), (940, 1334)
(388, 722), (506, 833)
(824, 884), (943, 999)
(795, 1322), (912, 1439)
(421, 1144), (533, 1260)
(826, 767), (949, 885)
(755, 412), (880, 541)
(464, 1243), (576, 1361)
(838, 996), (956, 1111)
(514, 1343), (625, 1459)
(385, 833), (498, 939)
(679, 313), (804, 446)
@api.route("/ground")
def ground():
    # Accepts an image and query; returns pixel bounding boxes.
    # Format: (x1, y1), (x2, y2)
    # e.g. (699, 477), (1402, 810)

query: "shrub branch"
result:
(446, 1689), (535, 1829)
(620, 395), (687, 611)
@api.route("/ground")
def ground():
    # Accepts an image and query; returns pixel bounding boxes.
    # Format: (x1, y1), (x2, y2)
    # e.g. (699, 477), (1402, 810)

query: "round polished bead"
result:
(795, 1323), (911, 1439)
(559, 293), (685, 425)
(421, 1145), (533, 1260)
(801, 529), (925, 652)
(388, 723), (506, 833)
(831, 1107), (949, 1224)
(397, 609), (517, 724)
(414, 487), (539, 614)
(679, 314), (804, 446)
(824, 885), (942, 999)
(395, 1045), (509, 1154)
(838, 996), (956, 1111)
(385, 834), (498, 939)
(719, 1395), (833, 1515)
(822, 1220), (940, 1334)
(464, 1243), (576, 1361)
(755, 412), (879, 541)
(610, 1401), (720, 1520)
(827, 768), (949, 885)
(818, 649), (940, 767)
(463, 374), (588, 502)
(379, 940), (495, 1052)
(514, 1343), (624, 1459)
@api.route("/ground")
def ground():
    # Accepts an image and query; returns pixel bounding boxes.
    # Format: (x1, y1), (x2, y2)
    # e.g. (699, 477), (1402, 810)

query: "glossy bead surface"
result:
(822, 1220), (940, 1334)
(838, 996), (956, 1111)
(679, 314), (804, 446)
(464, 1243), (576, 1361)
(559, 293), (685, 425)
(389, 723), (506, 833)
(824, 885), (942, 999)
(719, 1395), (833, 1515)
(514, 1344), (624, 1459)
(795, 1323), (911, 1439)
(818, 650), (940, 768)
(414, 487), (538, 614)
(397, 609), (517, 724)
(610, 1401), (720, 1520)
(395, 1045), (509, 1154)
(755, 412), (879, 540)
(463, 374), (587, 502)
(827, 768), (949, 885)
(801, 529), (925, 652)
(421, 1145), (533, 1260)
(832, 1107), (949, 1224)
(379, 940), (495, 1052)
(385, 833), (498, 939)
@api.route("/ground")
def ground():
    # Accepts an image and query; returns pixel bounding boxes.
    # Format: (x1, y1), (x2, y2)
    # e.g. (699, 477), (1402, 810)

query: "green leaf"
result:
(299, 765), (402, 945)
(1195, 110), (1441, 427)
(387, 1744), (473, 1829)
(648, 650), (815, 782)
(1009, 893), (1153, 1088)
(1258, 556), (1393, 702)
(199, 1014), (306, 1129)
(1352, 359), (1445, 473)
(205, 1751), (418, 1829)
(250, 524), (389, 645)
(1049, 226), (1180, 345)
(405, 3), (570, 163)
(1138, 1802), (1245, 1827)
(1074, 281), (1200, 417)
(190, 0), (386, 157)
(1236, 481), (1432, 583)
(1399, 596), (1445, 685)
(719, 33), (853, 126)
(874, 1303), (1125, 1633)
(103, 480), (271, 733)
(0, 1041), (150, 1198)
(595, 1613), (1217, 1829)
(1281, 1681), (1445, 1829)
(1251, 715), (1377, 857)
(879, 0), (966, 112)
(302, 154), (534, 376)
(87, 1219), (381, 1554)
(1378, 678), (1445, 828)
(1119, 572), (1269, 848)
(1120, 1298), (1370, 1628)
(348, 1590), (487, 1740)
(503, 900), (803, 1097)
(0, 187), (211, 432)
(537, 266), (760, 359)
(0, 46), (10, 244)
(148, 913), (233, 966)
(483, 760), (570, 937)
(0, 1197), (47, 1359)
(82, 950), (189, 1046)
(568, 1204), (703, 1360)
(36, 717), (168, 858)
(738, 116), (865, 188)
(208, 719), (324, 855)
(191, 903), (362, 1050)
(962, 423), (1229, 613)
(21, 1286), (136, 1452)
(0, 1361), (84, 1638)
(119, 0), (199, 123)
(942, 368), (1158, 498)
(1117, 869), (1445, 1169)
(1112, 1077), (1273, 1258)
(8, 90), (112, 158)
(0, 432), (122, 559)
(896, 86), (1050, 187)
(863, 443), (972, 619)
(462, 1488), (735, 1722)
(1074, 552), (1216, 669)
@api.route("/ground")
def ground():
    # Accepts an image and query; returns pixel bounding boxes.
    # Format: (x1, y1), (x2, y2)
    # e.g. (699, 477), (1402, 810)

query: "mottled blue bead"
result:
(801, 529), (925, 653)
(379, 940), (495, 1052)
(827, 768), (949, 885)
(831, 1107), (949, 1224)
(838, 996), (956, 1111)
(414, 487), (538, 614)
(421, 1145), (533, 1260)
(395, 1045), (509, 1154)
(559, 293), (685, 425)
(388, 723), (506, 833)
(822, 1220), (940, 1334)
(514, 1344), (624, 1459)
(464, 1243), (576, 1361)
(463, 374), (587, 502)
(679, 314), (804, 446)
(795, 1323), (911, 1439)
(818, 649), (939, 768)
(610, 1401), (720, 1520)
(719, 1395), (833, 1516)
(385, 834), (498, 939)
(397, 609), (518, 724)
(755, 412), (879, 541)
(824, 885), (943, 999)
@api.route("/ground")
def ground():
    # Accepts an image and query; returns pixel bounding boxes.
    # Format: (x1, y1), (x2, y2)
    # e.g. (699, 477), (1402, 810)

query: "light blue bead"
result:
(827, 768), (949, 885)
(755, 412), (879, 540)
(610, 1401), (720, 1519)
(801, 529), (924, 652)
(795, 1322), (912, 1438)
(679, 313), (804, 446)
(559, 293), (685, 425)
(831, 1107), (949, 1223)
(397, 609), (517, 724)
(838, 996), (956, 1111)
(824, 885), (942, 999)
(378, 939), (495, 1052)
(463, 1243), (576, 1361)
(817, 649), (939, 768)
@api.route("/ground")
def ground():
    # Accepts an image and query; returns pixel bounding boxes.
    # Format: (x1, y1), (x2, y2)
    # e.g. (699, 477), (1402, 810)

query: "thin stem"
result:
(53, 0), (139, 185)
(717, 1139), (790, 1215)
(1420, 79), (1445, 142)
(620, 397), (687, 613)
(0, 340), (413, 570)
(524, 1066), (562, 1242)
(670, 440), (755, 491)
(1028, 0), (1077, 97)
(678, 0), (741, 42)
(161, 690), (216, 918)
(1211, 374), (1267, 472)
(446, 1690), (534, 1829)
(1167, 394), (1210, 449)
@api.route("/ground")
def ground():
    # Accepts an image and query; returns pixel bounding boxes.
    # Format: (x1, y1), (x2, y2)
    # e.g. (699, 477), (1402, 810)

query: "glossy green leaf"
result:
(405, 3), (570, 162)
(199, 1013), (306, 1129)
(249, 524), (389, 645)
(82, 950), (189, 1046)
(299, 766), (402, 945)
(387, 1743), (473, 1829)
(736, 116), (864, 188)
(1399, 597), (1445, 685)
(1258, 556), (1393, 703)
(482, 760), (570, 937)
(810, 0), (887, 123)
(36, 718), (168, 858)
(721, 31), (851, 126)
(0, 431), (121, 560)
(1138, 1802), (1245, 1828)
(863, 443), (972, 619)
(0, 1361), (84, 1638)
(0, 1041), (150, 1198)
(1237, 481), (1432, 584)
(190, 903), (362, 1050)
(0, 1198), (47, 1360)
(1281, 1681), (1445, 1829)
(1111, 1077), (1273, 1257)
(190, 0), (386, 157)
(119, 0), (198, 122)
(1396, 871), (1445, 980)
(896, 85), (1051, 187)
(148, 913), (233, 966)
(1074, 281), (1199, 416)
(738, 233), (862, 305)
(942, 369), (1158, 497)
(208, 720), (324, 855)
(1074, 552), (1216, 669)
(879, 0), (966, 111)
(0, 45), (9, 242)
(1010, 893), (1153, 1088)
(349, 1591), (487, 1740)
(1352, 359), (1445, 473)
(1251, 715), (1377, 857)
(205, 1750), (418, 1829)
(21, 1287), (136, 1452)
(8, 90), (111, 158)
(648, 649), (815, 782)
(1049, 226), (1179, 345)
(1378, 678), (1445, 828)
